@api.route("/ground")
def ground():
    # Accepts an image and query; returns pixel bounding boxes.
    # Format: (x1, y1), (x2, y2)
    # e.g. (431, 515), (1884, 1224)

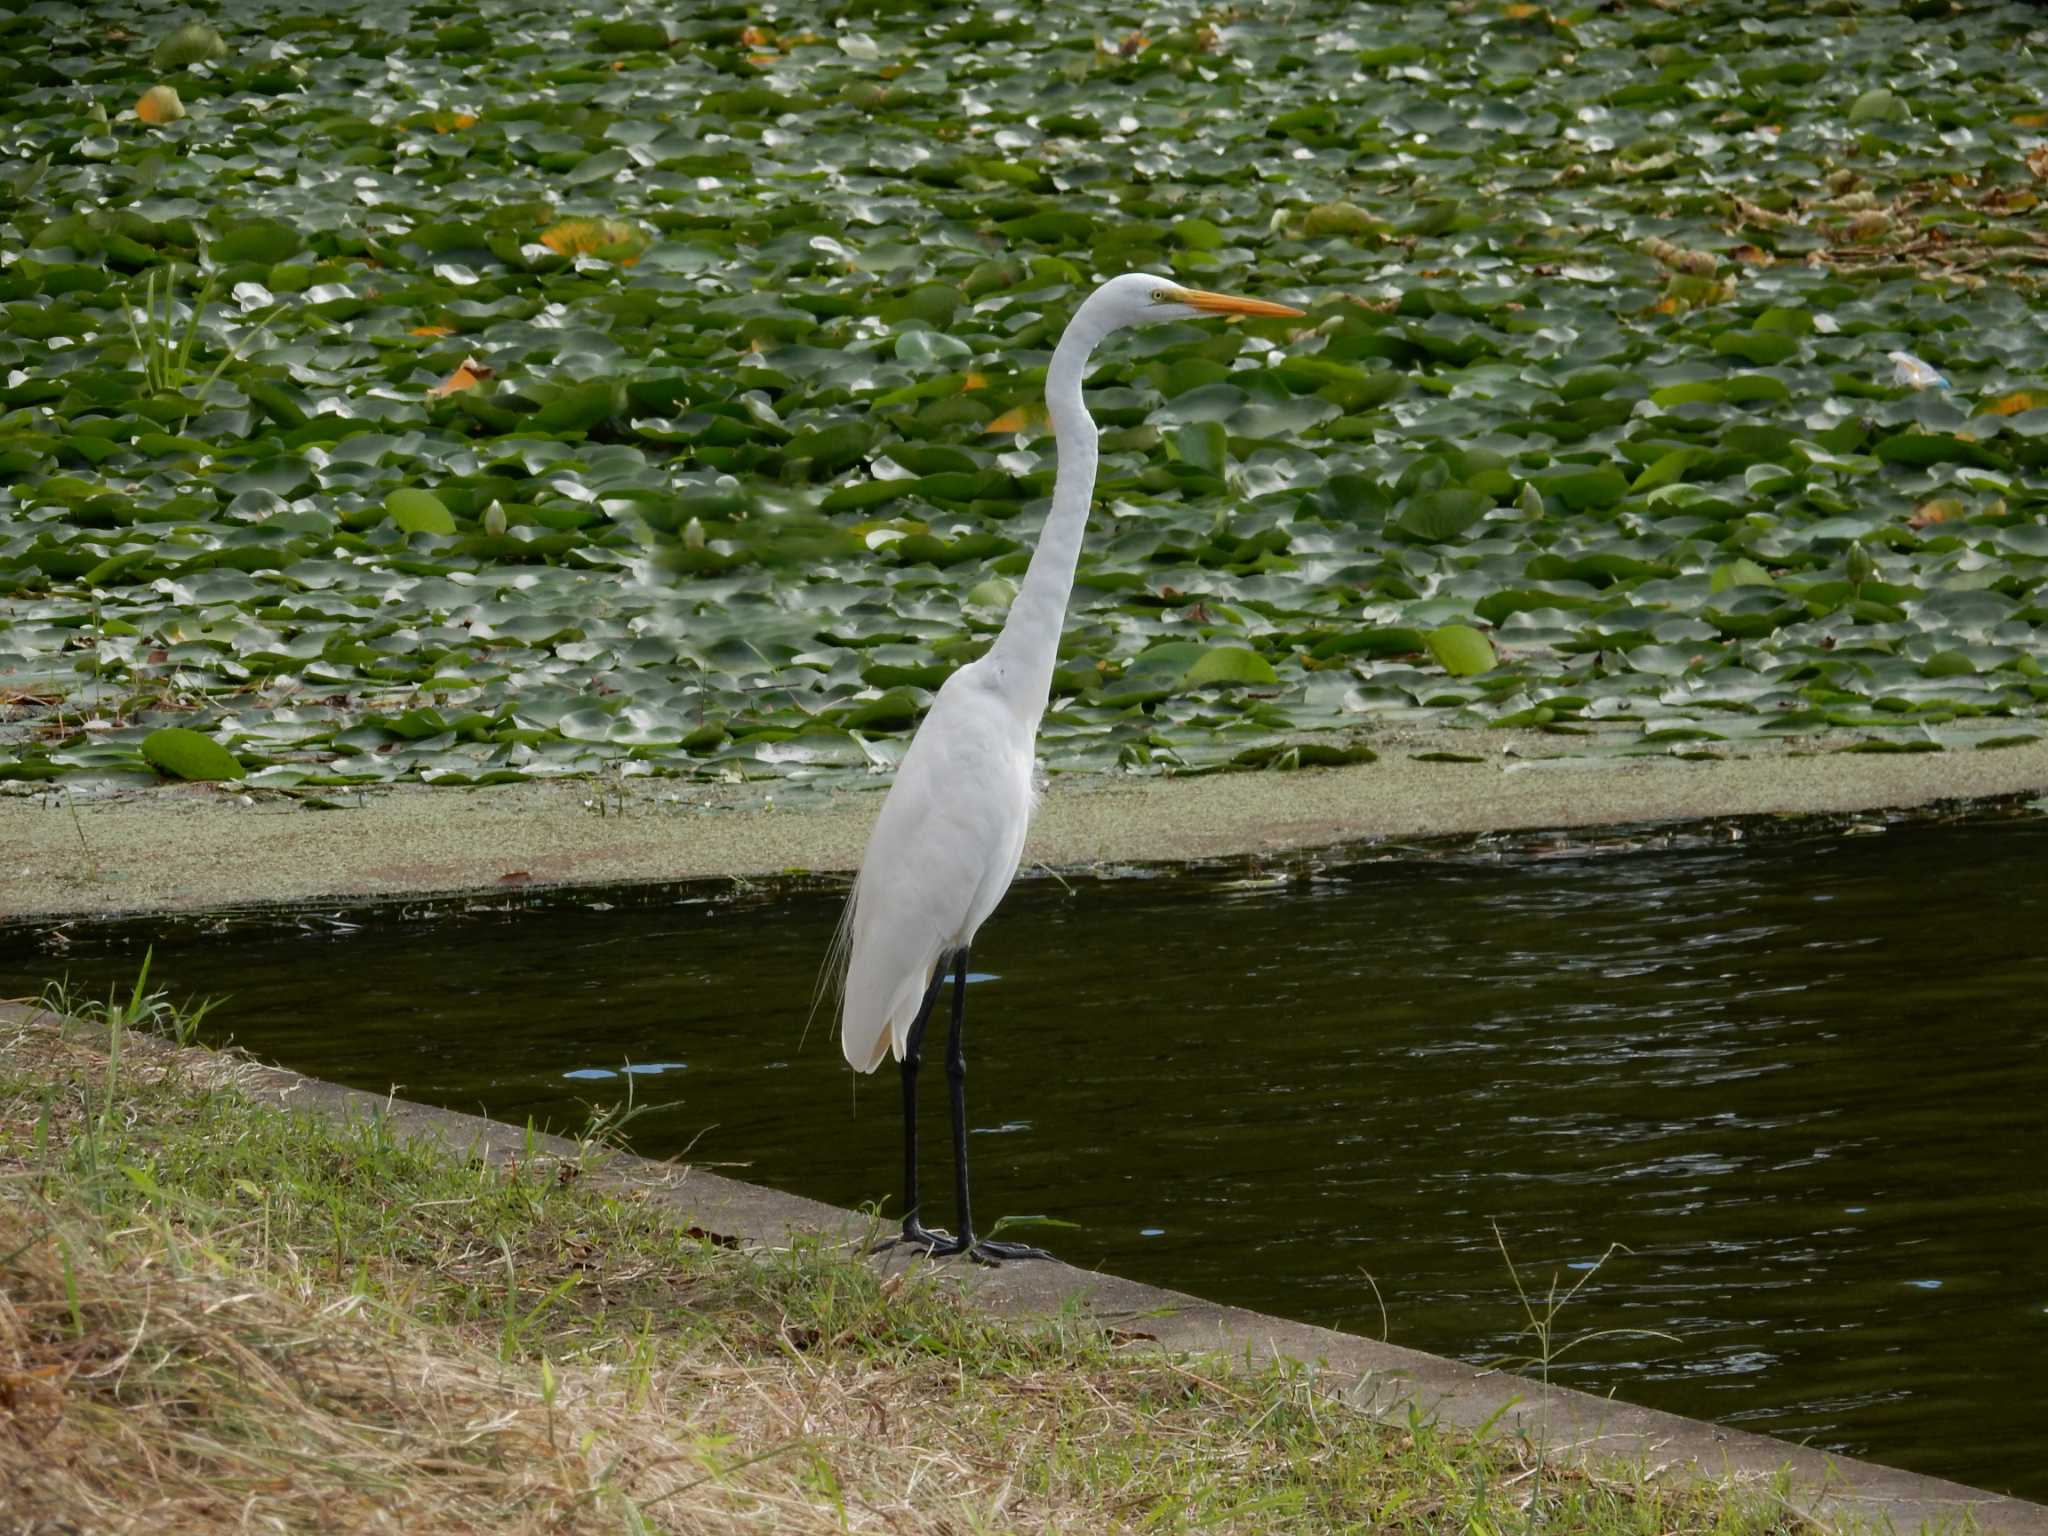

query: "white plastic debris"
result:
(1887, 350), (1948, 391)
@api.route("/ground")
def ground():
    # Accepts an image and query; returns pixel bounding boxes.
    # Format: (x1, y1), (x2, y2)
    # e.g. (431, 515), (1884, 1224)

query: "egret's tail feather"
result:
(804, 877), (860, 1054)
(843, 963), (938, 1073)
(837, 867), (947, 1073)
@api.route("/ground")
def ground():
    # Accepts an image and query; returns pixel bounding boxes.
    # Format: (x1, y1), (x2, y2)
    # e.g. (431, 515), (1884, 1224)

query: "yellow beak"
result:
(1163, 286), (1306, 319)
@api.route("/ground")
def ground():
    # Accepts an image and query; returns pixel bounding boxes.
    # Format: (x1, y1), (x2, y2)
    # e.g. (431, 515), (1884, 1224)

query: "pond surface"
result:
(7, 812), (2046, 1499)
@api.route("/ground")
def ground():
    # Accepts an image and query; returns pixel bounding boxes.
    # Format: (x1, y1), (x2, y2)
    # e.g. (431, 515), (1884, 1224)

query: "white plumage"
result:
(838, 662), (1035, 1071)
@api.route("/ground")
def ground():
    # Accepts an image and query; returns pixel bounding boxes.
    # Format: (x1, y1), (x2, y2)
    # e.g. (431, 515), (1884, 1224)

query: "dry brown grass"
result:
(0, 1007), (1806, 1535)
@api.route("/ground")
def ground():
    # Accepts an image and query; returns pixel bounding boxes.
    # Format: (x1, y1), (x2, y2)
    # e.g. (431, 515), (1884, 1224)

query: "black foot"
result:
(969, 1238), (1054, 1264)
(874, 1219), (968, 1257)
(872, 1225), (1053, 1267)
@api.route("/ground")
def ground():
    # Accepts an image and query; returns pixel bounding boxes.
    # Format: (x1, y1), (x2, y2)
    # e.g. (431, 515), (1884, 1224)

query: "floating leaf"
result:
(135, 86), (186, 125)
(1985, 390), (2048, 417)
(1711, 559), (1774, 592)
(142, 727), (244, 782)
(1427, 625), (1497, 677)
(385, 488), (456, 535)
(1395, 488), (1490, 542)
(538, 217), (647, 261)
(430, 357), (491, 396)
(1186, 647), (1279, 687)
(153, 22), (227, 68)
(211, 220), (302, 264)
(985, 403), (1048, 435)
(597, 20), (673, 50)
(1847, 88), (1910, 125)
(1641, 236), (1715, 276)
(1299, 201), (1385, 239)
(6, 0), (2048, 796)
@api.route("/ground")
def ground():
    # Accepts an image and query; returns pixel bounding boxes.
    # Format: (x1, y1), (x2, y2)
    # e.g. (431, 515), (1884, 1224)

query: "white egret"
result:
(834, 272), (1305, 1262)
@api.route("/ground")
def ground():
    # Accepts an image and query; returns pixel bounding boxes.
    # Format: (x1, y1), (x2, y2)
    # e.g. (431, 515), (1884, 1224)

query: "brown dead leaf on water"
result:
(1978, 185), (2038, 215)
(1907, 497), (1962, 530)
(430, 357), (493, 397)
(135, 85), (185, 125)
(984, 403), (1048, 435)
(538, 217), (644, 262)
(1641, 236), (1716, 276)
(1727, 196), (1796, 230)
(1986, 389), (2048, 417)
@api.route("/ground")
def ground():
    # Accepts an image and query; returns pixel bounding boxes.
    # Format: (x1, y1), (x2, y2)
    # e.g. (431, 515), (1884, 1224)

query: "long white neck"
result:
(985, 307), (1109, 721)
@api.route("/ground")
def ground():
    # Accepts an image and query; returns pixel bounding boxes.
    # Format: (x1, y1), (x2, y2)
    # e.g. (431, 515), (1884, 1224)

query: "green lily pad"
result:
(1427, 625), (1497, 678)
(386, 489), (456, 536)
(2, 0), (2047, 793)
(154, 22), (228, 68)
(1186, 647), (1279, 687)
(142, 727), (244, 782)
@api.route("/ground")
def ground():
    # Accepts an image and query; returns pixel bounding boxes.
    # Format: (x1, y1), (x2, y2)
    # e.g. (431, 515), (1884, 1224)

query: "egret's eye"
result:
(1151, 288), (1167, 303)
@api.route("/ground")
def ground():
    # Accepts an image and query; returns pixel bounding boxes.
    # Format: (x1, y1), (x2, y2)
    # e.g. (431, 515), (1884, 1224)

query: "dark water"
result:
(7, 814), (2047, 1498)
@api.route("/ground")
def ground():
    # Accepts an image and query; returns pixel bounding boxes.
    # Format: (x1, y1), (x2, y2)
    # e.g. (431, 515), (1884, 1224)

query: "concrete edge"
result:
(7, 1000), (2036, 1535)
(8, 730), (2048, 922)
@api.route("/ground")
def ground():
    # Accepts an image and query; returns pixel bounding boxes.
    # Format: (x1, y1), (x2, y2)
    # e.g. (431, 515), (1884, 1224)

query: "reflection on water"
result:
(7, 814), (2045, 1497)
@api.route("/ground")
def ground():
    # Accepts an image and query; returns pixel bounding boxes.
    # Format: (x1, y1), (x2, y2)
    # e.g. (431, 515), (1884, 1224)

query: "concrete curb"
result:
(7, 729), (2048, 920)
(8, 1002), (2033, 1535)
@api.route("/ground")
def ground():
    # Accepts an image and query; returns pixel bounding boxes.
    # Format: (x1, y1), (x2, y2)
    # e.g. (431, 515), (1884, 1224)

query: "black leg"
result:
(944, 947), (1052, 1266)
(874, 957), (967, 1257)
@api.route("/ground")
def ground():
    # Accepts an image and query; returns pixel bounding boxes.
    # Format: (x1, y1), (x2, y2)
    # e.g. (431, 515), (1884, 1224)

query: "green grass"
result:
(0, 993), (1825, 1534)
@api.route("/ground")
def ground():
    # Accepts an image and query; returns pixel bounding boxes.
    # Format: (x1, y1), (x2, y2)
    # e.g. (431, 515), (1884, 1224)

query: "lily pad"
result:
(142, 728), (245, 782)
(1427, 625), (1497, 678)
(385, 489), (456, 536)
(5, 0), (2048, 790)
(1186, 647), (1280, 687)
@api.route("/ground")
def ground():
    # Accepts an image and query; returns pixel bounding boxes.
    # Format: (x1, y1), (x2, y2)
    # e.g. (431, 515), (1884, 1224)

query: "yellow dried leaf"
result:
(740, 25), (773, 45)
(1641, 236), (1717, 276)
(1986, 390), (2047, 417)
(136, 84), (185, 125)
(410, 325), (456, 337)
(2014, 112), (2048, 128)
(1907, 497), (1962, 530)
(538, 217), (643, 260)
(430, 357), (492, 397)
(962, 373), (987, 392)
(984, 404), (1047, 434)
(1730, 244), (1774, 266)
(2029, 147), (2048, 182)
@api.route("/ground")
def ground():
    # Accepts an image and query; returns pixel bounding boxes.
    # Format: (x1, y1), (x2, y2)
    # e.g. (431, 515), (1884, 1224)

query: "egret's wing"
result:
(837, 675), (1033, 1072)
(838, 860), (945, 1072)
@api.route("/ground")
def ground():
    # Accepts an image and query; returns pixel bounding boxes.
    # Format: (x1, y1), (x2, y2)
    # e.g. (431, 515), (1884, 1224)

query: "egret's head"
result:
(1083, 271), (1305, 332)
